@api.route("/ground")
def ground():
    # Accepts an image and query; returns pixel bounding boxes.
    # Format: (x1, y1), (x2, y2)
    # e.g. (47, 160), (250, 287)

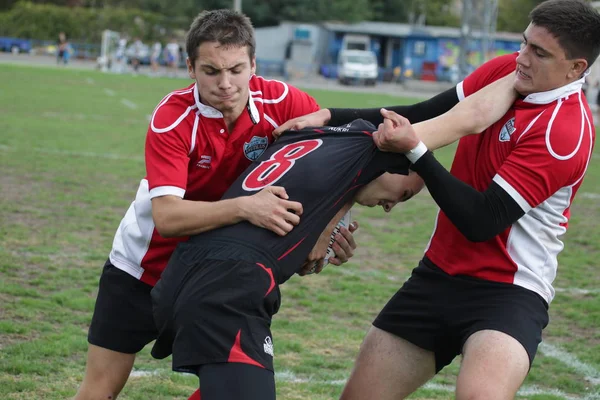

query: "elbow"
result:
(151, 196), (186, 238)
(152, 210), (180, 238)
(154, 219), (178, 238)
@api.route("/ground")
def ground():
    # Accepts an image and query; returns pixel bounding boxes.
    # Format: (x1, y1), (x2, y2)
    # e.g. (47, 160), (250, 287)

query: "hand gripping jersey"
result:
(108, 76), (319, 285)
(186, 119), (409, 284)
(425, 53), (595, 303)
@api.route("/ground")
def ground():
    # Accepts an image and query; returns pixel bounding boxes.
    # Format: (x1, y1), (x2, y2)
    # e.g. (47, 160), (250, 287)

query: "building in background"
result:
(254, 20), (522, 82)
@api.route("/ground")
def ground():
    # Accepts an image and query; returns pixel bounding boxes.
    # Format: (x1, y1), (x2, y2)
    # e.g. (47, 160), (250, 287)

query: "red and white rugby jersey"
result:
(109, 75), (319, 286)
(425, 52), (595, 303)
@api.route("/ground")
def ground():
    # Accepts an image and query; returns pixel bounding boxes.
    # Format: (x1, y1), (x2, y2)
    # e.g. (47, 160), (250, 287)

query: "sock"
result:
(187, 389), (200, 400)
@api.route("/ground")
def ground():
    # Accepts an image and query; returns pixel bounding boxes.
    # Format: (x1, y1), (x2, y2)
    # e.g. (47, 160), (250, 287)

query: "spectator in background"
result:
(56, 32), (71, 65)
(165, 37), (181, 77)
(150, 40), (162, 76)
(113, 37), (128, 74)
(130, 37), (144, 74)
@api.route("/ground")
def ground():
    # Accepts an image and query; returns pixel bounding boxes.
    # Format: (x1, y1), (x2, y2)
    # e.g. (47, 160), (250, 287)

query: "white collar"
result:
(522, 77), (584, 104)
(193, 82), (260, 123)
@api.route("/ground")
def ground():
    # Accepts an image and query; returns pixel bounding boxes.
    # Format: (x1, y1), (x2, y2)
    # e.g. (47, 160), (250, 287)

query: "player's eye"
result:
(231, 69), (242, 75)
(204, 69), (219, 76)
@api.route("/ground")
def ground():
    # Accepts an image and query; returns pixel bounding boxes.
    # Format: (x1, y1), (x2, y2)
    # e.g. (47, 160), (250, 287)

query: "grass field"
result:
(1, 63), (599, 400)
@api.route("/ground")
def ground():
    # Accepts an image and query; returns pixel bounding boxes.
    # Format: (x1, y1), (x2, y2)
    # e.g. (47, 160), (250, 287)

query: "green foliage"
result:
(0, 1), (180, 41)
(0, 0), (550, 34)
(497, 0), (545, 33)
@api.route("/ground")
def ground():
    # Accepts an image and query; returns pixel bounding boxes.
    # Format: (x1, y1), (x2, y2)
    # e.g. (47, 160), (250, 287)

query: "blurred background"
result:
(1, 0), (599, 98)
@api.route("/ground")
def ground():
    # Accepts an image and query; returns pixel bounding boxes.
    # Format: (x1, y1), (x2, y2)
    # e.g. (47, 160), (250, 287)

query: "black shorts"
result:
(151, 242), (281, 374)
(88, 260), (158, 354)
(373, 258), (549, 373)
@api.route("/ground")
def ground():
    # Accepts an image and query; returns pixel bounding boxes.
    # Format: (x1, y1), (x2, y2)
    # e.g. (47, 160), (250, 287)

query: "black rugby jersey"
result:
(187, 119), (409, 283)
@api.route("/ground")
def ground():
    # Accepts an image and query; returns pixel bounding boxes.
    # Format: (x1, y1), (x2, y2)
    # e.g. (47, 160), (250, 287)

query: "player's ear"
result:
(187, 58), (195, 79)
(250, 56), (256, 75)
(568, 58), (588, 80)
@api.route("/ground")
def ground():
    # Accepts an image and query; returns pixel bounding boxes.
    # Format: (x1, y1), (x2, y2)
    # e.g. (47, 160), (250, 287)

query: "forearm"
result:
(412, 152), (524, 242)
(413, 73), (517, 150)
(326, 202), (354, 234)
(152, 197), (244, 238)
(329, 87), (459, 126)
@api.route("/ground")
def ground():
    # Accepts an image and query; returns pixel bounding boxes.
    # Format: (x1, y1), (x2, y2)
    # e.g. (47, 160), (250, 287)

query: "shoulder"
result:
(250, 75), (291, 103)
(459, 52), (518, 99)
(250, 75), (315, 103)
(517, 95), (594, 162)
(150, 84), (197, 133)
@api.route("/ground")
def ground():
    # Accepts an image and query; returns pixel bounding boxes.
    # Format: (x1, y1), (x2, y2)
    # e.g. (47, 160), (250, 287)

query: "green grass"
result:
(1, 63), (599, 399)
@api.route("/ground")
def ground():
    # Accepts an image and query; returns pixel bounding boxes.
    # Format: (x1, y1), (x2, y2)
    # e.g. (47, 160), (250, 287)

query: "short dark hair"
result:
(529, 0), (600, 65)
(186, 9), (256, 67)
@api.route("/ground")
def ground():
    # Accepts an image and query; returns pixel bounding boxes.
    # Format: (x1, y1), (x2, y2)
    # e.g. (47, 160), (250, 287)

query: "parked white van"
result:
(337, 50), (378, 86)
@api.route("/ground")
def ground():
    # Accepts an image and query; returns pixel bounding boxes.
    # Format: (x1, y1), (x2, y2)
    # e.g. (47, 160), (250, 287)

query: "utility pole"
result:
(233, 0), (242, 12)
(458, 0), (473, 81)
(481, 0), (498, 63)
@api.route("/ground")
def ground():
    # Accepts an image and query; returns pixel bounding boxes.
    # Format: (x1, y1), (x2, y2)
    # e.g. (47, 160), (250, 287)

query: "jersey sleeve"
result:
(493, 113), (593, 213)
(356, 151), (410, 187)
(145, 103), (193, 199)
(458, 52), (518, 100)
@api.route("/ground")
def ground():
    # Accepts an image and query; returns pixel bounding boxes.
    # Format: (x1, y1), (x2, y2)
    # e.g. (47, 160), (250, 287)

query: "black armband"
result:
(411, 152), (525, 242)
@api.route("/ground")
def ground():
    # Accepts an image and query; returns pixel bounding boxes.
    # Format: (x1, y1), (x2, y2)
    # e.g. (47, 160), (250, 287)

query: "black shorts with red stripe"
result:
(151, 241), (281, 374)
(373, 257), (549, 373)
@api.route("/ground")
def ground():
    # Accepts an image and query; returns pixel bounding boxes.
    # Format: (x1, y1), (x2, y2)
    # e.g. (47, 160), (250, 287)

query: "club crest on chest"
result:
(499, 117), (516, 142)
(244, 136), (269, 161)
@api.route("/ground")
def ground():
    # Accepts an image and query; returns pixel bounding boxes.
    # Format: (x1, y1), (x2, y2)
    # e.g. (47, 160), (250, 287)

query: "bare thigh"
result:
(340, 326), (436, 400)
(456, 330), (530, 400)
(73, 344), (136, 400)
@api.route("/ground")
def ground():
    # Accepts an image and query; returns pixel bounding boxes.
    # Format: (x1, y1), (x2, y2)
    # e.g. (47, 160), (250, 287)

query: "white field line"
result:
(580, 192), (600, 200)
(0, 144), (143, 161)
(86, 77), (95, 84)
(103, 88), (116, 96)
(121, 99), (138, 109)
(555, 287), (600, 295)
(129, 368), (590, 399)
(539, 342), (600, 386)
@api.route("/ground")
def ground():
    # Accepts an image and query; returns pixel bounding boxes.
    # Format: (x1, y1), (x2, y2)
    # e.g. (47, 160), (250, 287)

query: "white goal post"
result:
(98, 30), (122, 72)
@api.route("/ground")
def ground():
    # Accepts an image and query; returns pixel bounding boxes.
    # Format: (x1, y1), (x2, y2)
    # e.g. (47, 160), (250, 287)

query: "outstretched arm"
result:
(328, 86), (460, 126)
(372, 76), (525, 242)
(374, 72), (517, 152)
(272, 88), (458, 138)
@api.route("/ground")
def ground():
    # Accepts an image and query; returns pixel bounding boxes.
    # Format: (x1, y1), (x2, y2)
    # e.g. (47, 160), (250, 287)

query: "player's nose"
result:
(382, 202), (396, 212)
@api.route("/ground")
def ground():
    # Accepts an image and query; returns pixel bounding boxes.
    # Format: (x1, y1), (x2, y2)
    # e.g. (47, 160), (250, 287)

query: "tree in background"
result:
(496, 0), (545, 33)
(0, 0), (551, 39)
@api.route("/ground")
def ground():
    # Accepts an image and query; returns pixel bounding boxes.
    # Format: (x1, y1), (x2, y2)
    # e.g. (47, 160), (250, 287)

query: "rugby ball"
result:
(308, 210), (352, 274)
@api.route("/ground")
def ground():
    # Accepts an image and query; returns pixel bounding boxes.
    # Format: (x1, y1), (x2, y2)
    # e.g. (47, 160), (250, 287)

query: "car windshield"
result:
(345, 54), (375, 64)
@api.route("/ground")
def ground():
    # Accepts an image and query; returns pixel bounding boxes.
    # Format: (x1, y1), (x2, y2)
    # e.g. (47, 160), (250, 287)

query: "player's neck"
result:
(221, 95), (249, 132)
(222, 107), (244, 132)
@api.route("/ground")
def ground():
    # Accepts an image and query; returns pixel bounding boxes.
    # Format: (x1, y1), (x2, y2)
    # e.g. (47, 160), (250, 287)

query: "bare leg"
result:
(73, 344), (136, 400)
(340, 326), (436, 400)
(456, 330), (529, 400)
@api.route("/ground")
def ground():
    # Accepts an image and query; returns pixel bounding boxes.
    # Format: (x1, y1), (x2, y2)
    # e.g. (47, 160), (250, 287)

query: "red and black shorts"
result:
(374, 257), (549, 373)
(151, 242), (281, 374)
